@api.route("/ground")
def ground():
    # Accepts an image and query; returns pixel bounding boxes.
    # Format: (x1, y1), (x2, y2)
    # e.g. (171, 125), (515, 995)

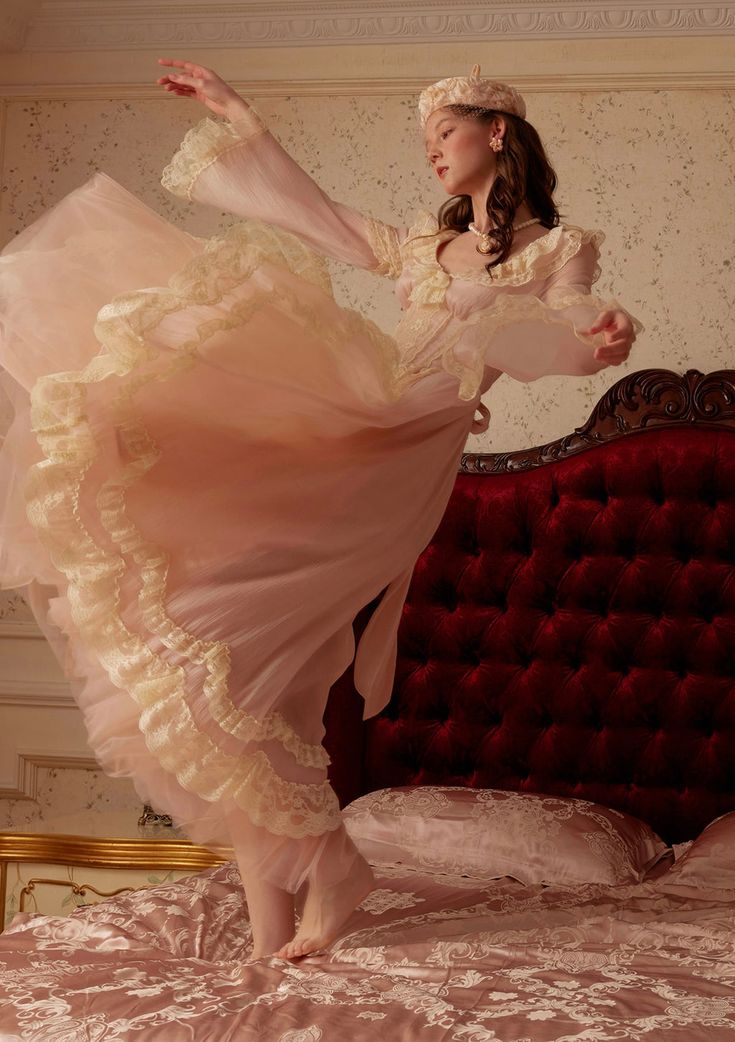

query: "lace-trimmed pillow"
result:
(657, 811), (735, 889)
(343, 786), (668, 886)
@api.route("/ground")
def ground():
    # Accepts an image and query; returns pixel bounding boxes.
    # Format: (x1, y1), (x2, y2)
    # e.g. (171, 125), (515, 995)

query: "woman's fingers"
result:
(155, 58), (237, 118)
(156, 58), (206, 85)
(157, 57), (195, 69)
(160, 69), (194, 82)
(596, 342), (630, 354)
(594, 349), (629, 363)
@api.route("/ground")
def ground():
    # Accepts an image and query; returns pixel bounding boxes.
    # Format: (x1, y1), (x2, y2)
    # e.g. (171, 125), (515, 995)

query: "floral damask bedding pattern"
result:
(342, 785), (668, 885)
(1, 860), (735, 1041)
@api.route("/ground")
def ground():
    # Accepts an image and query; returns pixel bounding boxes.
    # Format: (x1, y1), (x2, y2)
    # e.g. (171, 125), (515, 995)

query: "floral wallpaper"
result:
(0, 766), (143, 833)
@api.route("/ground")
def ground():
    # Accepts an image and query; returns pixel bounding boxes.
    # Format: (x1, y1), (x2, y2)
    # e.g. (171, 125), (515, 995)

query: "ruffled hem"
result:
(8, 201), (412, 841)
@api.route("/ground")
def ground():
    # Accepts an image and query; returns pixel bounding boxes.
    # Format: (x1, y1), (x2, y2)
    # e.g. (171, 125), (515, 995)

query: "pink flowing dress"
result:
(0, 104), (643, 893)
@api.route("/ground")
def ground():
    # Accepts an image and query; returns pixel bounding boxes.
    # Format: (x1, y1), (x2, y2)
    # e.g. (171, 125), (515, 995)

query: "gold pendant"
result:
(476, 239), (494, 255)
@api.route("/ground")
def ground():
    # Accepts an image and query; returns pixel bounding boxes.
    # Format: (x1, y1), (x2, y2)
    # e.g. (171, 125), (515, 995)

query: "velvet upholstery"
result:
(325, 372), (735, 845)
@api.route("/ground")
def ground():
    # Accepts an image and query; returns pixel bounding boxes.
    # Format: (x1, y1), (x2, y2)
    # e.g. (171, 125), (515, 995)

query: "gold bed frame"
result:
(0, 828), (232, 918)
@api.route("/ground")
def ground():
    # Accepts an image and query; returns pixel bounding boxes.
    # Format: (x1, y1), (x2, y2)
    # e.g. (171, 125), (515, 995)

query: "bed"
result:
(1, 365), (734, 1042)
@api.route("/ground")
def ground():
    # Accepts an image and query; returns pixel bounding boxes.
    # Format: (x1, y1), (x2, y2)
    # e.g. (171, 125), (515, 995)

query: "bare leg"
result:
(240, 870), (296, 959)
(274, 853), (376, 960)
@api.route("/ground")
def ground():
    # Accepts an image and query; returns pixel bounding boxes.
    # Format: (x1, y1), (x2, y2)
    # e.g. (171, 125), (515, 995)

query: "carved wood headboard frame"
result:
(460, 369), (735, 475)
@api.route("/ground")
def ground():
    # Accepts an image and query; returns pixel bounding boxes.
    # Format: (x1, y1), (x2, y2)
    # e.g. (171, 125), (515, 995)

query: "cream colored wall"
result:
(1, 33), (733, 829)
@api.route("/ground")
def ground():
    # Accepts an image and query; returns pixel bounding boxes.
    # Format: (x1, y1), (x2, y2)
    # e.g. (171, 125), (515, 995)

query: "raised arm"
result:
(156, 59), (405, 277)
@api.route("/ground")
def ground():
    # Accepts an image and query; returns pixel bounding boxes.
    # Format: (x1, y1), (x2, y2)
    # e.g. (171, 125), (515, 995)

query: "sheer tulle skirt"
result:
(0, 173), (475, 891)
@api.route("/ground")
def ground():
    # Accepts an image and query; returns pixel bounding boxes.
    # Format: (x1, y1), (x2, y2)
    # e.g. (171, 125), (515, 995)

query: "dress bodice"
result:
(379, 209), (626, 419)
(393, 209), (604, 318)
(156, 111), (643, 425)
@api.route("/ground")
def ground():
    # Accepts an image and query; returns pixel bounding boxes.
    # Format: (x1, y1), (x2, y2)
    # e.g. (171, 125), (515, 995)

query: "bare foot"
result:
(274, 858), (375, 960)
(239, 871), (296, 960)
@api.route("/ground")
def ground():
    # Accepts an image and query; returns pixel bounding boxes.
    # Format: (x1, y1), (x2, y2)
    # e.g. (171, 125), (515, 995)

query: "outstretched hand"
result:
(580, 309), (637, 367)
(155, 58), (243, 119)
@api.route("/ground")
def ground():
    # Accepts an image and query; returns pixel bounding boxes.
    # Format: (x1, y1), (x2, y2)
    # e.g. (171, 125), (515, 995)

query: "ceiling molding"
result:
(17, 2), (735, 53)
(1, 69), (733, 101)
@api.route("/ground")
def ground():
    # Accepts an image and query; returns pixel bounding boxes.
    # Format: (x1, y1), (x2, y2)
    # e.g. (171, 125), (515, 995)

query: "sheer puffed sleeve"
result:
(161, 105), (406, 278)
(475, 230), (645, 385)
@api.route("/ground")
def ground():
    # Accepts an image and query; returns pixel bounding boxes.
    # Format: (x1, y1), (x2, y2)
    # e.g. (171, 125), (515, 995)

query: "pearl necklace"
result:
(468, 216), (542, 255)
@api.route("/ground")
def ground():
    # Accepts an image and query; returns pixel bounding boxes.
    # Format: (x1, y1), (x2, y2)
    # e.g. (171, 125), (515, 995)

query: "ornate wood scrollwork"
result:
(460, 369), (735, 474)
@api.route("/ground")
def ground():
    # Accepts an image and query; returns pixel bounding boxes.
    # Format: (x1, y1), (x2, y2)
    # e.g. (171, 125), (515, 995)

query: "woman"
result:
(0, 60), (641, 961)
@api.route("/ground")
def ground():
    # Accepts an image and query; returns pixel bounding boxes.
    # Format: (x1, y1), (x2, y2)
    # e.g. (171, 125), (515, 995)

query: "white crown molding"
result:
(18, 2), (735, 53)
(1, 69), (734, 101)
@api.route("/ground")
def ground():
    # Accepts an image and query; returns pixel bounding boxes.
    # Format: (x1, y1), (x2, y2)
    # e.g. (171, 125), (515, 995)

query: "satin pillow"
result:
(659, 811), (735, 889)
(343, 785), (668, 886)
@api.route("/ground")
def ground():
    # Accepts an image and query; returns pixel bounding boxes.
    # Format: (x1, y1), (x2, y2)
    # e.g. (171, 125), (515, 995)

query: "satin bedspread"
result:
(1, 861), (734, 1041)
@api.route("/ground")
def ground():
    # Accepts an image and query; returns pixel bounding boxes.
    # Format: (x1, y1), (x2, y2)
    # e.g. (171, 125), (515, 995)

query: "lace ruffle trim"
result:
(363, 216), (405, 279)
(160, 107), (269, 201)
(403, 208), (605, 291)
(436, 289), (646, 402)
(24, 218), (407, 840)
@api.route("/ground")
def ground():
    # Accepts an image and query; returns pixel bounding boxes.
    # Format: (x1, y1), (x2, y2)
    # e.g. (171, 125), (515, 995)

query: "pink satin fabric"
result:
(663, 810), (735, 889)
(1, 859), (734, 1040)
(343, 785), (668, 886)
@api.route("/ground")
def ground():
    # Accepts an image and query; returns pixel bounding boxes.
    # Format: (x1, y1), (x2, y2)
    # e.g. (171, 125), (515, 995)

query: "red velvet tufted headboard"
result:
(324, 369), (735, 845)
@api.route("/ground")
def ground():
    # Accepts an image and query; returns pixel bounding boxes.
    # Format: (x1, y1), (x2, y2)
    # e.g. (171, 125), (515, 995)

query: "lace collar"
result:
(401, 209), (600, 303)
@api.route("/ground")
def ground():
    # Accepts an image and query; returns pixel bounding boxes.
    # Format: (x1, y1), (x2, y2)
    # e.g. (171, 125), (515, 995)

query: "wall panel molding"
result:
(0, 752), (98, 801)
(0, 704), (98, 799)
(0, 679), (74, 709)
(0, 622), (46, 640)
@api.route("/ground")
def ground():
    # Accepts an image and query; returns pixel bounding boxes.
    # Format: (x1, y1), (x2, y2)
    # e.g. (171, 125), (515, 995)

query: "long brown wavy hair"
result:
(413, 103), (564, 275)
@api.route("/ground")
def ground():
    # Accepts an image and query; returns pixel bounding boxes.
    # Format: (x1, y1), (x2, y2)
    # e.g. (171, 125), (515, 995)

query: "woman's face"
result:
(423, 107), (504, 194)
